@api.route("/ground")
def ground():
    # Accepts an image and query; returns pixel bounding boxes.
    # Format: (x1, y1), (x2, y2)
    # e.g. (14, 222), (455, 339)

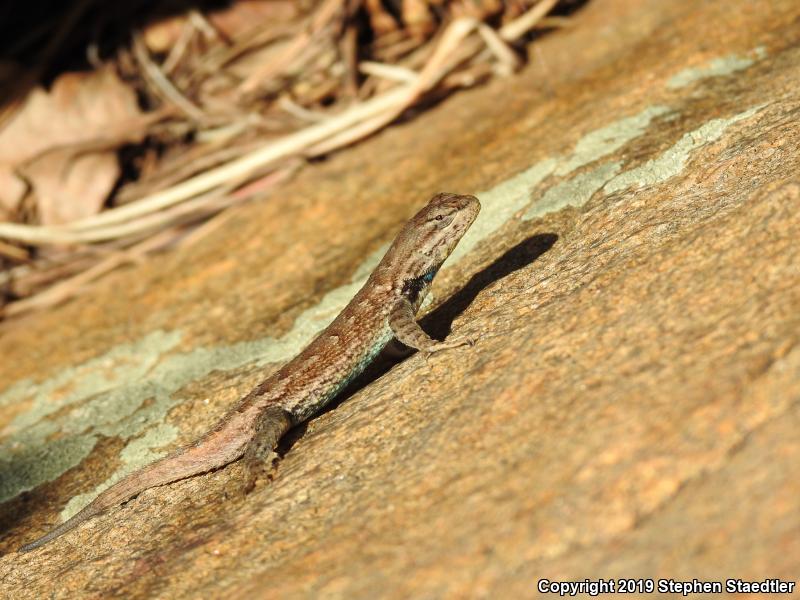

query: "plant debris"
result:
(0, 0), (572, 319)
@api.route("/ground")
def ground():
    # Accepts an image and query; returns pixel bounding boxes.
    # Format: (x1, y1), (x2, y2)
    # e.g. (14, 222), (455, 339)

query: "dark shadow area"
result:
(276, 421), (309, 457)
(315, 232), (558, 420)
(551, 0), (592, 17)
(0, 0), (231, 70)
(422, 232), (558, 340)
(0, 0), (233, 115)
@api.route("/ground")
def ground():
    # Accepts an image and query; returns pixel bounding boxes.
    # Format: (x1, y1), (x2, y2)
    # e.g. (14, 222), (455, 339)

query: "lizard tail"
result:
(18, 407), (291, 553)
(18, 440), (244, 553)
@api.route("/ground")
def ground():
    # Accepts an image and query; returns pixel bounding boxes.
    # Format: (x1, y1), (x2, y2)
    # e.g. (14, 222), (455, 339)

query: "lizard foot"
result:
(422, 335), (477, 361)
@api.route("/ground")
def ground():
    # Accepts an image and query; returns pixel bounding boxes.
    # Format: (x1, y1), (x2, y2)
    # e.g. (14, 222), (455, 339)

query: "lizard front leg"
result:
(388, 297), (474, 355)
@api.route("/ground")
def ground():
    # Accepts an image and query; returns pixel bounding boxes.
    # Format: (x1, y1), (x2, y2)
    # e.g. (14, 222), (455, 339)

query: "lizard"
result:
(19, 192), (481, 552)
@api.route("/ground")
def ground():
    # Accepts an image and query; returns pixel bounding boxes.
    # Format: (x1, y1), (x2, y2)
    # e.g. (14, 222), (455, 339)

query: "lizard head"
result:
(380, 192), (480, 295)
(411, 192), (481, 269)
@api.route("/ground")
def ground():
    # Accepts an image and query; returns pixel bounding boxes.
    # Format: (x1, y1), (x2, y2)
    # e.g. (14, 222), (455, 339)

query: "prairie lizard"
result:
(19, 192), (480, 552)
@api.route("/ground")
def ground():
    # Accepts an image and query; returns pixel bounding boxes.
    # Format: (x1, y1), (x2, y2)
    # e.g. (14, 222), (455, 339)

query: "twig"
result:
(340, 21), (360, 96)
(117, 129), (267, 203)
(238, 0), (345, 95)
(0, 239), (28, 261)
(359, 61), (418, 83)
(162, 18), (197, 75)
(278, 96), (327, 122)
(499, 0), (562, 41)
(133, 32), (206, 122)
(179, 164), (298, 248)
(198, 23), (298, 75)
(189, 9), (223, 42)
(2, 227), (178, 318)
(309, 17), (481, 154)
(477, 23), (521, 75)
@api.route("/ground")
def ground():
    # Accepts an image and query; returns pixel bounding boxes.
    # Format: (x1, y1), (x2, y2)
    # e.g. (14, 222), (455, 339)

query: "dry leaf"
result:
(0, 66), (147, 226)
(22, 152), (121, 225)
(0, 168), (26, 216)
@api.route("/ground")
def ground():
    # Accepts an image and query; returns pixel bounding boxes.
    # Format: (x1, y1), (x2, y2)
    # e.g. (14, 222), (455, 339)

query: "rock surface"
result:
(2, 0), (799, 597)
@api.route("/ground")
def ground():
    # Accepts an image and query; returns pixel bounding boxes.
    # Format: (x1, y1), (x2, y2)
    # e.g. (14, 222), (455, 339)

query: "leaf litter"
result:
(0, 0), (574, 318)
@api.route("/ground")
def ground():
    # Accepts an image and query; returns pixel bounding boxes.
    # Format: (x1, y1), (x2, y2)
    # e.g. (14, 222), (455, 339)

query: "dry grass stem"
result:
(133, 33), (206, 122)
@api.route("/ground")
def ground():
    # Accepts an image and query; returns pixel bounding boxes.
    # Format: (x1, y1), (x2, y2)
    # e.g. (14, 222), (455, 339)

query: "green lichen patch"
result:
(667, 47), (767, 89)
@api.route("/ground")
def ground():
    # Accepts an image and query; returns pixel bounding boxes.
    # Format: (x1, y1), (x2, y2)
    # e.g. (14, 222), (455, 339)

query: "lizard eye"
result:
(434, 213), (453, 224)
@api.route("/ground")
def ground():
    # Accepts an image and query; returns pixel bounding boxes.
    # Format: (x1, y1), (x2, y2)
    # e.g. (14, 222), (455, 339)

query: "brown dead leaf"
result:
(23, 152), (121, 225)
(0, 168), (27, 216)
(0, 66), (148, 226)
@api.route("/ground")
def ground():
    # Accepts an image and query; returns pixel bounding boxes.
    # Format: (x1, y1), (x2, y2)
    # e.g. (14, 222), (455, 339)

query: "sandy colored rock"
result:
(1, 0), (799, 597)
